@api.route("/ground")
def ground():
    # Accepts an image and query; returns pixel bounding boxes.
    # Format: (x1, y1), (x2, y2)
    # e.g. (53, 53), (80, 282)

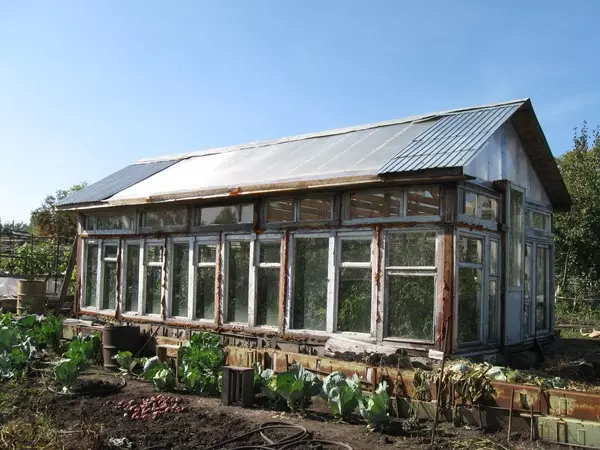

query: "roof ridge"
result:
(136, 98), (529, 164)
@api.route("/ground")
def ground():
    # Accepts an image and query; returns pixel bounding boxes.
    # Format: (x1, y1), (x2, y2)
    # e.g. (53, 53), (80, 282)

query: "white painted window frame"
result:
(192, 235), (220, 322)
(142, 239), (164, 317)
(166, 237), (194, 320)
(252, 234), (283, 329)
(286, 231), (334, 335)
(342, 187), (442, 225)
(382, 228), (441, 344)
(98, 240), (119, 312)
(334, 231), (376, 337)
(81, 239), (101, 310)
(222, 233), (255, 326)
(120, 239), (143, 316)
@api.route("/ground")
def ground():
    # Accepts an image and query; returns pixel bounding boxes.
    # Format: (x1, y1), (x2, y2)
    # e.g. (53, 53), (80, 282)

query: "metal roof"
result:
(56, 161), (177, 206)
(377, 104), (521, 174)
(56, 98), (570, 210)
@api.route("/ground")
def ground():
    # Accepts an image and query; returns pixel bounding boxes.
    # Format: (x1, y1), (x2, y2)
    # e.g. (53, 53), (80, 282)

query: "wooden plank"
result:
(54, 236), (78, 314)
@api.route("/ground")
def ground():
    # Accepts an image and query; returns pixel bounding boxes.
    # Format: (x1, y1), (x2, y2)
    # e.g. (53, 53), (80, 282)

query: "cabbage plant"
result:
(358, 381), (390, 431)
(323, 371), (362, 420)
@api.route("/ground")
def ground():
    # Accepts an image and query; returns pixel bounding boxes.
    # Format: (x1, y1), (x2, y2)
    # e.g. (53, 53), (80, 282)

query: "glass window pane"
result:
(266, 200), (294, 223)
(145, 266), (162, 314)
(387, 232), (436, 267)
(196, 206), (237, 226)
(147, 245), (163, 263)
(523, 302), (531, 338)
(292, 238), (328, 330)
(386, 275), (434, 340)
(337, 267), (371, 333)
(143, 209), (188, 228)
(84, 244), (98, 307)
(226, 241), (250, 323)
(124, 245), (140, 312)
(459, 237), (483, 264)
(298, 198), (332, 221)
(488, 280), (498, 343)
(104, 244), (118, 259)
(489, 240), (498, 275)
(532, 212), (550, 231)
(341, 239), (371, 263)
(257, 268), (280, 326)
(349, 191), (404, 219)
(259, 242), (280, 264)
(463, 191), (477, 216)
(197, 244), (217, 263)
(87, 214), (135, 231)
(536, 246), (549, 330)
(509, 189), (524, 287)
(407, 187), (440, 217)
(240, 204), (254, 224)
(524, 244), (532, 298)
(458, 267), (482, 343)
(195, 267), (215, 320)
(478, 196), (498, 221)
(170, 243), (189, 317)
(102, 261), (117, 309)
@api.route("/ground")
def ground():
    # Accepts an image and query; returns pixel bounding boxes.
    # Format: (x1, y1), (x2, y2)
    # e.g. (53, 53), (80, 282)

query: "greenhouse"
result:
(56, 98), (570, 357)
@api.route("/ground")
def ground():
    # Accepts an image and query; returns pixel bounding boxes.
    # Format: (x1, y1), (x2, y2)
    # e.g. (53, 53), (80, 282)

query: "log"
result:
(324, 335), (402, 357)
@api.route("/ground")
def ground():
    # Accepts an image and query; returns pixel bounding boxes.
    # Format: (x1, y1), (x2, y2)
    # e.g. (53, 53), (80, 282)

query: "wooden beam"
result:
(54, 236), (78, 314)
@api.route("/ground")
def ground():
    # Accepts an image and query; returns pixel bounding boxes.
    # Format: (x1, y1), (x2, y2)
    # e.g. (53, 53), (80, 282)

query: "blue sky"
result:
(0, 1), (599, 223)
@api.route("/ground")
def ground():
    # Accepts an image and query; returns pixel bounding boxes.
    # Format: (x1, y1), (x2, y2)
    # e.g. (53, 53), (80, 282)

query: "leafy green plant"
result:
(143, 356), (175, 391)
(53, 333), (100, 391)
(267, 363), (322, 411)
(113, 350), (135, 374)
(358, 381), (390, 431)
(323, 371), (363, 420)
(179, 332), (224, 394)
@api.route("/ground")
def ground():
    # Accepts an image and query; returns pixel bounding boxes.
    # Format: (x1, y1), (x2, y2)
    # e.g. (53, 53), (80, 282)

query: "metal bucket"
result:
(16, 280), (46, 315)
(102, 325), (141, 370)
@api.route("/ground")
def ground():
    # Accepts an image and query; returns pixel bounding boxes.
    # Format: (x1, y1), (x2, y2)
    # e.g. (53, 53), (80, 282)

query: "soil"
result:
(1, 369), (568, 450)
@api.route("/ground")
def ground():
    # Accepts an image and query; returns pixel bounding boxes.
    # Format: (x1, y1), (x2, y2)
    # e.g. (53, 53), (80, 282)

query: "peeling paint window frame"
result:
(142, 240), (164, 317)
(140, 207), (189, 232)
(120, 239), (143, 316)
(99, 240), (119, 312)
(193, 203), (255, 229)
(527, 209), (552, 233)
(342, 187), (441, 225)
(263, 195), (336, 227)
(252, 234), (282, 329)
(222, 233), (255, 325)
(457, 185), (501, 228)
(455, 230), (501, 348)
(286, 231), (335, 335)
(191, 235), (219, 323)
(334, 231), (375, 337)
(84, 212), (137, 234)
(167, 237), (195, 320)
(382, 228), (441, 344)
(81, 239), (101, 310)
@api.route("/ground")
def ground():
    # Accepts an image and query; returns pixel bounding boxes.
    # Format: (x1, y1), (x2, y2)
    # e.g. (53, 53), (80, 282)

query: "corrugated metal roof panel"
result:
(377, 104), (521, 174)
(56, 160), (178, 206)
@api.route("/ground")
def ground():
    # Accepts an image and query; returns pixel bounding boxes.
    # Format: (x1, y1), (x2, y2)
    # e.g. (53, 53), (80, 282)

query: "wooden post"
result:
(431, 316), (451, 448)
(54, 236), (78, 314)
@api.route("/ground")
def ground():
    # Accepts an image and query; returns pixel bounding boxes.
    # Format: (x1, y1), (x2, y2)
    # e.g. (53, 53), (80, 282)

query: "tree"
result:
(0, 219), (30, 233)
(30, 182), (87, 238)
(554, 123), (600, 299)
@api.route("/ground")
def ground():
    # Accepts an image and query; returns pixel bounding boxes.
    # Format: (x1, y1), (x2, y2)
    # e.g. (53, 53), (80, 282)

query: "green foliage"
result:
(267, 363), (322, 411)
(0, 240), (72, 278)
(358, 381), (390, 431)
(323, 371), (363, 420)
(53, 332), (100, 391)
(0, 313), (64, 381)
(142, 356), (175, 391)
(555, 125), (600, 301)
(179, 332), (224, 394)
(113, 350), (135, 373)
(30, 182), (87, 238)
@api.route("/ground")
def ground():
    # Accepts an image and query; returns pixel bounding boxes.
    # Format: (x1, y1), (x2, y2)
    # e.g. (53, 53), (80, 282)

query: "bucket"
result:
(102, 325), (141, 370)
(16, 280), (46, 315)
